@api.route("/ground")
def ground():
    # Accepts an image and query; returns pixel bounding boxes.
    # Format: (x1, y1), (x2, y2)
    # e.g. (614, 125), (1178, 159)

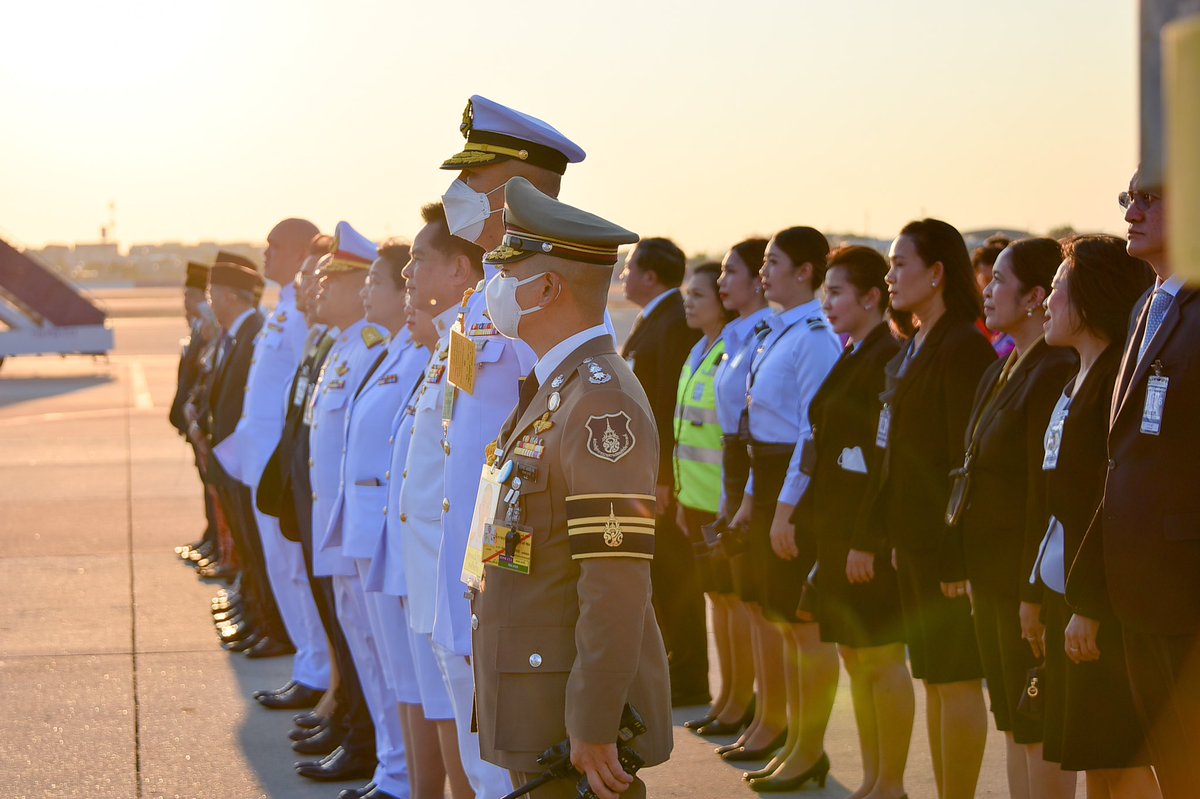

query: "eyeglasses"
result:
(1118, 190), (1162, 210)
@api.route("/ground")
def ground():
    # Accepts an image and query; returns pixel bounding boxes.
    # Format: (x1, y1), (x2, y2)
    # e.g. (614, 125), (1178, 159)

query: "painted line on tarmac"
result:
(128, 361), (154, 409)
(0, 406), (158, 427)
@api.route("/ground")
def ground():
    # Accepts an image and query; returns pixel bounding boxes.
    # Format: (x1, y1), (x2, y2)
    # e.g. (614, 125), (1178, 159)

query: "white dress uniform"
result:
(366, 351), (456, 722)
(313, 315), (410, 798)
(432, 274), (534, 799)
(398, 305), (459, 637)
(225, 283), (330, 691)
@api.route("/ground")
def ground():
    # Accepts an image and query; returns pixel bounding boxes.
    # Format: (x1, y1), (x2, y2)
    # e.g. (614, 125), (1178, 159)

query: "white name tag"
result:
(1141, 374), (1168, 436)
(292, 375), (309, 407)
(875, 404), (891, 449)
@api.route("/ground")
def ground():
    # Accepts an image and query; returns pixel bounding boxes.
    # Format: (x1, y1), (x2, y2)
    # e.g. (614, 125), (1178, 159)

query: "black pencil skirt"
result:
(1041, 591), (1151, 770)
(744, 443), (813, 622)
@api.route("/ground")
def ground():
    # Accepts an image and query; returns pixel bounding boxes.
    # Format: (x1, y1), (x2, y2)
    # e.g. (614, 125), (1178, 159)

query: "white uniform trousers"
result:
(404, 607), (455, 721)
(250, 494), (330, 690)
(432, 639), (512, 799)
(334, 570), (409, 798)
(358, 560), (419, 705)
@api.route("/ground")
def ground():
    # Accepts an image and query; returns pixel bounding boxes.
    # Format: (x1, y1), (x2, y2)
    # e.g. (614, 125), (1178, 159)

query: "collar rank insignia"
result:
(587, 362), (612, 384)
(585, 412), (636, 463)
(276, 310), (288, 323)
(335, 362), (350, 377)
(603, 503), (624, 548)
(268, 322), (284, 333)
(362, 326), (385, 348)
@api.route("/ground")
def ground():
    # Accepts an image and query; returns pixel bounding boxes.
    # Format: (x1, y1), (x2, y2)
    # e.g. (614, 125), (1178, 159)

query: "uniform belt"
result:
(721, 433), (747, 447)
(747, 441), (795, 458)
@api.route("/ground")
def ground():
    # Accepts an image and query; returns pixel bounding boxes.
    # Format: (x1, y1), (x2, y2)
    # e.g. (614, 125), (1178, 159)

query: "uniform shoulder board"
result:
(576, 357), (613, 385)
(805, 316), (827, 331)
(362, 326), (386, 348)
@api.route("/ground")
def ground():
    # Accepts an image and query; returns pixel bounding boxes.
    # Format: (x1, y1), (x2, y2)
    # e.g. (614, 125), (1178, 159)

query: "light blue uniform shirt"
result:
(714, 307), (773, 435)
(745, 298), (841, 506)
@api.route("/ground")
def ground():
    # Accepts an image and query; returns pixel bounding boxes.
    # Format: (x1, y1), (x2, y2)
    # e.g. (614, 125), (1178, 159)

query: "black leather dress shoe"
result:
(224, 631), (262, 653)
(245, 636), (296, 659)
(698, 699), (757, 736)
(217, 620), (256, 644)
(197, 563), (237, 582)
(295, 746), (376, 781)
(211, 607), (243, 624)
(254, 680), (296, 700)
(292, 723), (340, 755)
(357, 787), (399, 799)
(257, 682), (325, 710)
(682, 712), (716, 731)
(293, 710), (325, 729)
(337, 783), (376, 799)
(289, 720), (328, 741)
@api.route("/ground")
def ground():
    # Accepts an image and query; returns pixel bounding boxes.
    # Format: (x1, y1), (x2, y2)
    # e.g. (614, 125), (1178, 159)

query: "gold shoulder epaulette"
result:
(362, 326), (385, 348)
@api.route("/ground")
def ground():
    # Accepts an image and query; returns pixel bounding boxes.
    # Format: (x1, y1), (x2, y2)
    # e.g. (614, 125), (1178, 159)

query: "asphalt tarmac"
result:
(0, 289), (1071, 798)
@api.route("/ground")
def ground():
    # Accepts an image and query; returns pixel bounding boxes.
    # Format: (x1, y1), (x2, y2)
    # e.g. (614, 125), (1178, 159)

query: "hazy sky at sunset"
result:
(1, 0), (1139, 254)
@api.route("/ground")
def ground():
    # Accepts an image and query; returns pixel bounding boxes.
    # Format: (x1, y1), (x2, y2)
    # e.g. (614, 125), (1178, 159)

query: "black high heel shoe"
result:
(748, 752), (830, 793)
(696, 697), (756, 736)
(719, 728), (788, 762)
(683, 712), (716, 731)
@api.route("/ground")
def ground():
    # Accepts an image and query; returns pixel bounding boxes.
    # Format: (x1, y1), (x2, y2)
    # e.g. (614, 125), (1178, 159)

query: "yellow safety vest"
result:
(673, 338), (725, 513)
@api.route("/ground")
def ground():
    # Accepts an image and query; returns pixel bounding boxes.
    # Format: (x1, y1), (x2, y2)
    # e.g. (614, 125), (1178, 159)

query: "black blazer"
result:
(257, 329), (329, 518)
(169, 321), (206, 435)
(1027, 344), (1122, 617)
(208, 311), (263, 447)
(952, 339), (1077, 595)
(1069, 286), (1200, 633)
(798, 323), (900, 551)
(856, 312), (996, 557)
(620, 290), (701, 491)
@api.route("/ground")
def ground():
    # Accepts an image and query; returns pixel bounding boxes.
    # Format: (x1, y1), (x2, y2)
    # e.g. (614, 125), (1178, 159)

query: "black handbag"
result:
(1016, 665), (1045, 725)
(944, 447), (974, 528)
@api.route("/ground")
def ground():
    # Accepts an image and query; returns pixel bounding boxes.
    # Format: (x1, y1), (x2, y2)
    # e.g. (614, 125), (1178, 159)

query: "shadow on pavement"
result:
(0, 372), (114, 407)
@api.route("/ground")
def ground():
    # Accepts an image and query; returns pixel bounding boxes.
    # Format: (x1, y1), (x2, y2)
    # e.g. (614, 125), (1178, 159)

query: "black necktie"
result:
(514, 372), (541, 420)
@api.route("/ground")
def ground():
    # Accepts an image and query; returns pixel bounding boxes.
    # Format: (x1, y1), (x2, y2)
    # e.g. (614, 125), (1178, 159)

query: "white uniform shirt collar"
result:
(725, 307), (772, 350)
(1157, 273), (1185, 297)
(638, 287), (678, 320)
(534, 324), (611, 385)
(228, 307), (256, 339)
(771, 297), (822, 329)
(432, 305), (460, 340)
(279, 282), (297, 305)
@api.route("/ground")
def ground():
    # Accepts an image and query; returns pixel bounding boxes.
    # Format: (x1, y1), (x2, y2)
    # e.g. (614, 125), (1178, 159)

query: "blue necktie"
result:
(1137, 289), (1173, 364)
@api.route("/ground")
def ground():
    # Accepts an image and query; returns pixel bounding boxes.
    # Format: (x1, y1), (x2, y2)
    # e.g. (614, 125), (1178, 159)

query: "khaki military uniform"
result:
(471, 333), (673, 775)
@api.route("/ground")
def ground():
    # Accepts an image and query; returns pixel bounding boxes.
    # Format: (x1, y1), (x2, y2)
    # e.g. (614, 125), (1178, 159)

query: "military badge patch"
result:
(585, 412), (636, 463)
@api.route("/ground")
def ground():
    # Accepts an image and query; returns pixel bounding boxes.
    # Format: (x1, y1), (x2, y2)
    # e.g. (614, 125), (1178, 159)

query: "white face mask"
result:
(440, 179), (503, 244)
(485, 271), (549, 339)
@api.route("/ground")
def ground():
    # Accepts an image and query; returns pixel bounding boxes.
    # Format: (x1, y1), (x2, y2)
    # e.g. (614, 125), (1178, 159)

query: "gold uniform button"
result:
(442, 498), (450, 513)
(385, 470), (391, 480)
(471, 614), (479, 630)
(311, 492), (317, 501)
(382, 506), (388, 515)
(388, 436), (395, 445)
(308, 458), (314, 468)
(442, 440), (451, 455)
(400, 512), (408, 522)
(529, 653), (542, 669)
(402, 470), (407, 479)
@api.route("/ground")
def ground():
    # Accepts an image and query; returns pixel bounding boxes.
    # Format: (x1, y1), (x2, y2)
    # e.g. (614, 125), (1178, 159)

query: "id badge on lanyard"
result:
(1141, 364), (1168, 436)
(875, 404), (891, 449)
